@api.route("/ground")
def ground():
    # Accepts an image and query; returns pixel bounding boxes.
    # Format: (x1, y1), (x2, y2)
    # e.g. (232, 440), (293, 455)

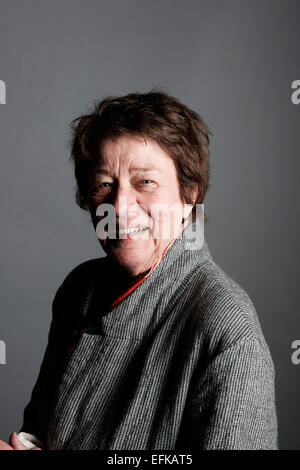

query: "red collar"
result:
(108, 222), (185, 310)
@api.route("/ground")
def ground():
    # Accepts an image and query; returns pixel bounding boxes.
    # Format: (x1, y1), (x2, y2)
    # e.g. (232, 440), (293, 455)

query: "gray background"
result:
(0, 0), (299, 450)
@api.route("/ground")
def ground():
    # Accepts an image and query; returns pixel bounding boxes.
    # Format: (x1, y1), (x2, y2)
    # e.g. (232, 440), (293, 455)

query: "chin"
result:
(115, 256), (147, 274)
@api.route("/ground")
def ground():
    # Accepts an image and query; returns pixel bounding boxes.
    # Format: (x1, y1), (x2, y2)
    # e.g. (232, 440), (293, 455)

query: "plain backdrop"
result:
(0, 0), (299, 450)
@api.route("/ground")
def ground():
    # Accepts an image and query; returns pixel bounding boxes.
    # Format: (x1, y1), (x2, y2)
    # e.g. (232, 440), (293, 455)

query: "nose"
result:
(113, 184), (138, 221)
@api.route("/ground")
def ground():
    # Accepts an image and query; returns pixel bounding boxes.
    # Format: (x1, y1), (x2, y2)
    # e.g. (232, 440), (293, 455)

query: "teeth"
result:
(118, 226), (148, 235)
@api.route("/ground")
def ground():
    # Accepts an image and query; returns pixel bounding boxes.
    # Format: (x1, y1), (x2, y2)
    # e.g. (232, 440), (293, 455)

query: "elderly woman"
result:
(3, 92), (277, 450)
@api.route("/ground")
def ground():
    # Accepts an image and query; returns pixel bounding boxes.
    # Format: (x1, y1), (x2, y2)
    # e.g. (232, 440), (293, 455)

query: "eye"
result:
(135, 179), (155, 189)
(90, 182), (113, 194)
(140, 179), (153, 184)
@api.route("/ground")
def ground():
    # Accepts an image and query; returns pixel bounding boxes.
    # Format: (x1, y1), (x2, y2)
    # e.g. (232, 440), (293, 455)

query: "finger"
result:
(0, 440), (14, 450)
(9, 432), (27, 450)
(30, 446), (42, 450)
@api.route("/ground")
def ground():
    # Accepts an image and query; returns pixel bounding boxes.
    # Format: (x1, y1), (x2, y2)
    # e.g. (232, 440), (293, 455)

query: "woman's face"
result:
(88, 134), (193, 276)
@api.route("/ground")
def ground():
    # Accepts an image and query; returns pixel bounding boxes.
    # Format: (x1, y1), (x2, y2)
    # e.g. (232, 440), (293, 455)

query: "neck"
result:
(108, 260), (151, 286)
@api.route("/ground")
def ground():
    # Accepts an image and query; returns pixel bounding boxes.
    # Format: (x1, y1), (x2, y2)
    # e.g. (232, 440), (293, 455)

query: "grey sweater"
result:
(20, 220), (278, 450)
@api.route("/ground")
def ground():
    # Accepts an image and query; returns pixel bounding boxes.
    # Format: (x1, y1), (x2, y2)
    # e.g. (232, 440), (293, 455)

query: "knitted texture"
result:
(21, 221), (278, 450)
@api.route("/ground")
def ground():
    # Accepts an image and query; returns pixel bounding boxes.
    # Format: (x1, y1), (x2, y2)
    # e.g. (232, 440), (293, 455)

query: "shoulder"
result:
(187, 257), (273, 364)
(52, 256), (106, 318)
(62, 257), (106, 290)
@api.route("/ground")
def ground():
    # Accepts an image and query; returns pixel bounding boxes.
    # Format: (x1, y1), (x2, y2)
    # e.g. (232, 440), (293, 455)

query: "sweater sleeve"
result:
(190, 336), (278, 450)
(18, 282), (66, 444)
(18, 259), (101, 446)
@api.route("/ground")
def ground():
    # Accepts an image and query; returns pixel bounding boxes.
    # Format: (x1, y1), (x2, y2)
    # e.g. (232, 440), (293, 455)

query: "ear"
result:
(189, 186), (198, 205)
(182, 186), (198, 221)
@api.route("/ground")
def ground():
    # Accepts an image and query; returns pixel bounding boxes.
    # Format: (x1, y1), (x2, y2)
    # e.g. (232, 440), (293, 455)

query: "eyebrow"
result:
(130, 167), (158, 172)
(93, 167), (159, 175)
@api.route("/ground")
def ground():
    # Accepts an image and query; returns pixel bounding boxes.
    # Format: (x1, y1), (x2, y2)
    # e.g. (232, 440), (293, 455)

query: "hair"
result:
(70, 90), (211, 222)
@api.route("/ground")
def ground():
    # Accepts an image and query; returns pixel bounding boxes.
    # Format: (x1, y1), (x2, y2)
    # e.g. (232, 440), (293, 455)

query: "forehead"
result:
(98, 135), (173, 171)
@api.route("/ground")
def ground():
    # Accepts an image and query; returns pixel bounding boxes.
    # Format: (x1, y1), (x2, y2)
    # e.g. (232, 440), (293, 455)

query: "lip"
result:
(118, 225), (148, 233)
(110, 225), (149, 239)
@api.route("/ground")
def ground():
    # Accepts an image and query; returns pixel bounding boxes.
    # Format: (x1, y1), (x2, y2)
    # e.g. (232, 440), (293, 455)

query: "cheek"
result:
(144, 187), (184, 212)
(148, 206), (183, 241)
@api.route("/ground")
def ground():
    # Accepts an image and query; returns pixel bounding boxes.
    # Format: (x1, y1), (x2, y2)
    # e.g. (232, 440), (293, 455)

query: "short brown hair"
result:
(70, 91), (211, 221)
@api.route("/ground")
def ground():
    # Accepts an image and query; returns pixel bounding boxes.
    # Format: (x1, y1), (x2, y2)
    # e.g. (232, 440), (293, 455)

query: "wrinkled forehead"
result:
(94, 134), (175, 175)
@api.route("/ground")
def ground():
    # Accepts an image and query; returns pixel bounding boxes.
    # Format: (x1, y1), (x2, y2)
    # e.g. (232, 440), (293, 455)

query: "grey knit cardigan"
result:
(20, 221), (278, 450)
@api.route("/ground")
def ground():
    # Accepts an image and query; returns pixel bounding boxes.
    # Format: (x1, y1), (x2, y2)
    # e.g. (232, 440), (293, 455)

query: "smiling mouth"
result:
(118, 226), (148, 235)
(107, 226), (149, 239)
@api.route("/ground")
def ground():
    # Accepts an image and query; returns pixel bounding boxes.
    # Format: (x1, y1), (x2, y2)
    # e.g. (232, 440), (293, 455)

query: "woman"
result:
(3, 91), (278, 450)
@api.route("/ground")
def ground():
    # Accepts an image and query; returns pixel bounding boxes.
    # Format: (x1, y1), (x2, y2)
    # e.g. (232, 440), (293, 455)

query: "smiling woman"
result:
(4, 91), (278, 451)
(87, 135), (191, 276)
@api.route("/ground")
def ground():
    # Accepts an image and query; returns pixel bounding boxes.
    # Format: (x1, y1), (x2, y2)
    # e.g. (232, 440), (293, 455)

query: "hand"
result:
(0, 439), (14, 450)
(10, 432), (42, 450)
(0, 432), (42, 450)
